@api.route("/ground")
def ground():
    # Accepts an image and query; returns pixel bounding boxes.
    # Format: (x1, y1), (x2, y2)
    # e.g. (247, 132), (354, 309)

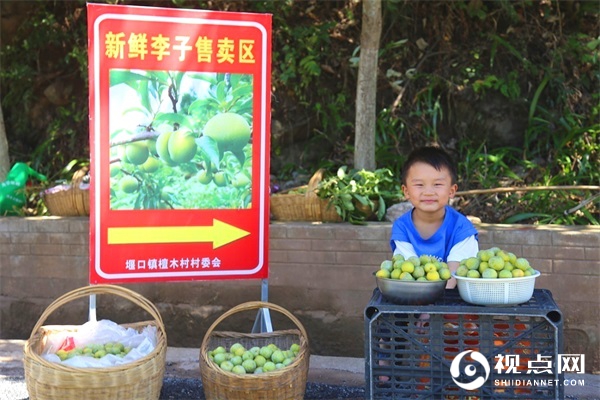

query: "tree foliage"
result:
(0, 0), (597, 223)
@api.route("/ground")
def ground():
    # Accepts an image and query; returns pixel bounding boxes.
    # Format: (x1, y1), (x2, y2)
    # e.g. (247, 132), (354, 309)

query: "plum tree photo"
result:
(108, 70), (253, 210)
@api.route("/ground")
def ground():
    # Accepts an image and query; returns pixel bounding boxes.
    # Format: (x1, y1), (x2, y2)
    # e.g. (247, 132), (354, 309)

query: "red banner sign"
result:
(87, 4), (271, 283)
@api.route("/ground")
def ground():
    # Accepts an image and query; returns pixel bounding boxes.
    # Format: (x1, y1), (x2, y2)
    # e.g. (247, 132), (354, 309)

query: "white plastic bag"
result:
(42, 319), (157, 368)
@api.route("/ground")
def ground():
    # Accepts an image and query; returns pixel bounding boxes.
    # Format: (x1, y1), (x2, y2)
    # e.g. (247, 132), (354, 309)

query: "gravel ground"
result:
(4, 375), (600, 400)
(0, 377), (364, 400)
(161, 377), (365, 399)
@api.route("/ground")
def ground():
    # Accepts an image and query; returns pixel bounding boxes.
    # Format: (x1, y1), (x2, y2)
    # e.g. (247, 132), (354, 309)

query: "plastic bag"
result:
(42, 319), (157, 368)
(0, 162), (47, 215)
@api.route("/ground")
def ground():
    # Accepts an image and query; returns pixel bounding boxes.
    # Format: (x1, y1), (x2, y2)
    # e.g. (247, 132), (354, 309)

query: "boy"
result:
(377, 146), (479, 384)
(390, 146), (479, 288)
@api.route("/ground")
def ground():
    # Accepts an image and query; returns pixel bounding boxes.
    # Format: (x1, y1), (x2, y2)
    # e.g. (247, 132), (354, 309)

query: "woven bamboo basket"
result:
(269, 188), (309, 221)
(199, 301), (310, 400)
(318, 198), (342, 222)
(23, 284), (167, 400)
(42, 167), (90, 216)
(271, 169), (341, 222)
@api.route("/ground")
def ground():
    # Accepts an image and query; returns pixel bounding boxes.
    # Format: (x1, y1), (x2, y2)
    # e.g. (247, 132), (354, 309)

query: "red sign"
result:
(87, 4), (271, 283)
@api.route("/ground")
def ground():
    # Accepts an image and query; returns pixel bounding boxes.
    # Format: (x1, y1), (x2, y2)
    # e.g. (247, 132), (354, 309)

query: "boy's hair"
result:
(401, 146), (458, 185)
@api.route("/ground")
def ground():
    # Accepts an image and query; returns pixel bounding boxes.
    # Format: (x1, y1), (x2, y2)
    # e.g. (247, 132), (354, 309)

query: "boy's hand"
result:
(445, 276), (457, 289)
(446, 261), (459, 289)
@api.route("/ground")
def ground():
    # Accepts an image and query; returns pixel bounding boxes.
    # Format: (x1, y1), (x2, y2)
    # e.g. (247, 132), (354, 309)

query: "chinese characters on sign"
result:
(494, 353), (585, 375)
(105, 31), (257, 64)
(124, 256), (221, 271)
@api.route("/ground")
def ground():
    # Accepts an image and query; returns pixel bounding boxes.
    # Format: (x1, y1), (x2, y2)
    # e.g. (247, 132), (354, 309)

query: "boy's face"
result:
(402, 162), (457, 214)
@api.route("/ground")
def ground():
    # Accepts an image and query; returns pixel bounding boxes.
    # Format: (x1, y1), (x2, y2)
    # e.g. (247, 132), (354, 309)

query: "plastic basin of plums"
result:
(452, 270), (540, 306)
(374, 272), (447, 305)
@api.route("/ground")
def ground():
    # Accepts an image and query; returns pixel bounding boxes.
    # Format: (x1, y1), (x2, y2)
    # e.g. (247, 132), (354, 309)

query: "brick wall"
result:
(1, 217), (598, 372)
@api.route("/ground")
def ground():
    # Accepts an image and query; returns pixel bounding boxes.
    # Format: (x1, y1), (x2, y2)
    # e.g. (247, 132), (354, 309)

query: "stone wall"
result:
(1, 217), (598, 372)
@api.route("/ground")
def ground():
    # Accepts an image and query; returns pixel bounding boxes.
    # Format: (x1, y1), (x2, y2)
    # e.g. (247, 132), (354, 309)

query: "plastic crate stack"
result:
(364, 288), (564, 399)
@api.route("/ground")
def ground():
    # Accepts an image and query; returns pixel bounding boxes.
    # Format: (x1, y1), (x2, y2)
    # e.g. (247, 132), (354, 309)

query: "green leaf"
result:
(581, 208), (599, 225)
(232, 85), (253, 99)
(342, 199), (354, 210)
(196, 136), (220, 170)
(299, 55), (321, 77)
(216, 81), (228, 102)
(138, 80), (152, 115)
(503, 213), (550, 223)
(110, 70), (151, 87)
(154, 113), (195, 131)
(353, 194), (369, 205)
(231, 149), (246, 166)
(122, 106), (150, 118)
(376, 198), (386, 220)
(188, 98), (218, 117)
(171, 71), (185, 91)
(187, 73), (218, 84)
(148, 71), (171, 86)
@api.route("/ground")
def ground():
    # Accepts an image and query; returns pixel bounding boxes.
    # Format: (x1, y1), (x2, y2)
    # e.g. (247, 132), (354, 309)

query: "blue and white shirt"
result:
(390, 205), (479, 262)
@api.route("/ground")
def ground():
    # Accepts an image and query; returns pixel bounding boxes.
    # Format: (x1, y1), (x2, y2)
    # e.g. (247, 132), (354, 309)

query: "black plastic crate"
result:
(365, 288), (564, 399)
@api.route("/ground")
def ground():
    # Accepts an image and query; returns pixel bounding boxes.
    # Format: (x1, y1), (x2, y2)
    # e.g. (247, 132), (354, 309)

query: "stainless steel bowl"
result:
(374, 273), (447, 305)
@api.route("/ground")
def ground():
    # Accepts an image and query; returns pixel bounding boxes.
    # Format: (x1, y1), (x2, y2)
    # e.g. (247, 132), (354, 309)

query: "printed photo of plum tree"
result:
(108, 70), (253, 210)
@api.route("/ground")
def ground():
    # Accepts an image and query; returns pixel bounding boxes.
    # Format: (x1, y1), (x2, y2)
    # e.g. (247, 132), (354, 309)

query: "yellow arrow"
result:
(107, 219), (250, 249)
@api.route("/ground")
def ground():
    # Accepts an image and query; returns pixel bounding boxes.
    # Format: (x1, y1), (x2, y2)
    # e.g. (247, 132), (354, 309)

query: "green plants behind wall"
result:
(316, 166), (401, 225)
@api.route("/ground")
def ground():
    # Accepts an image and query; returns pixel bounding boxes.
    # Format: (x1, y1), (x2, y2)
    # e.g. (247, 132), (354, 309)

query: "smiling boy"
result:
(390, 146), (479, 288)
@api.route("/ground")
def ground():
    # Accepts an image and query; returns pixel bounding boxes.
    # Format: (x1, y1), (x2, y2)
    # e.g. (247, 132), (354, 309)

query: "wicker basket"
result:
(42, 167), (90, 216)
(23, 284), (167, 400)
(269, 189), (309, 221)
(271, 169), (341, 222)
(317, 198), (342, 222)
(199, 301), (310, 400)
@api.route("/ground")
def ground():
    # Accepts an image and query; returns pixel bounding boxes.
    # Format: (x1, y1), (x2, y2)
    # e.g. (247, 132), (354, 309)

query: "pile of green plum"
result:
(56, 342), (132, 361)
(456, 247), (536, 279)
(207, 342), (300, 375)
(376, 254), (451, 282)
